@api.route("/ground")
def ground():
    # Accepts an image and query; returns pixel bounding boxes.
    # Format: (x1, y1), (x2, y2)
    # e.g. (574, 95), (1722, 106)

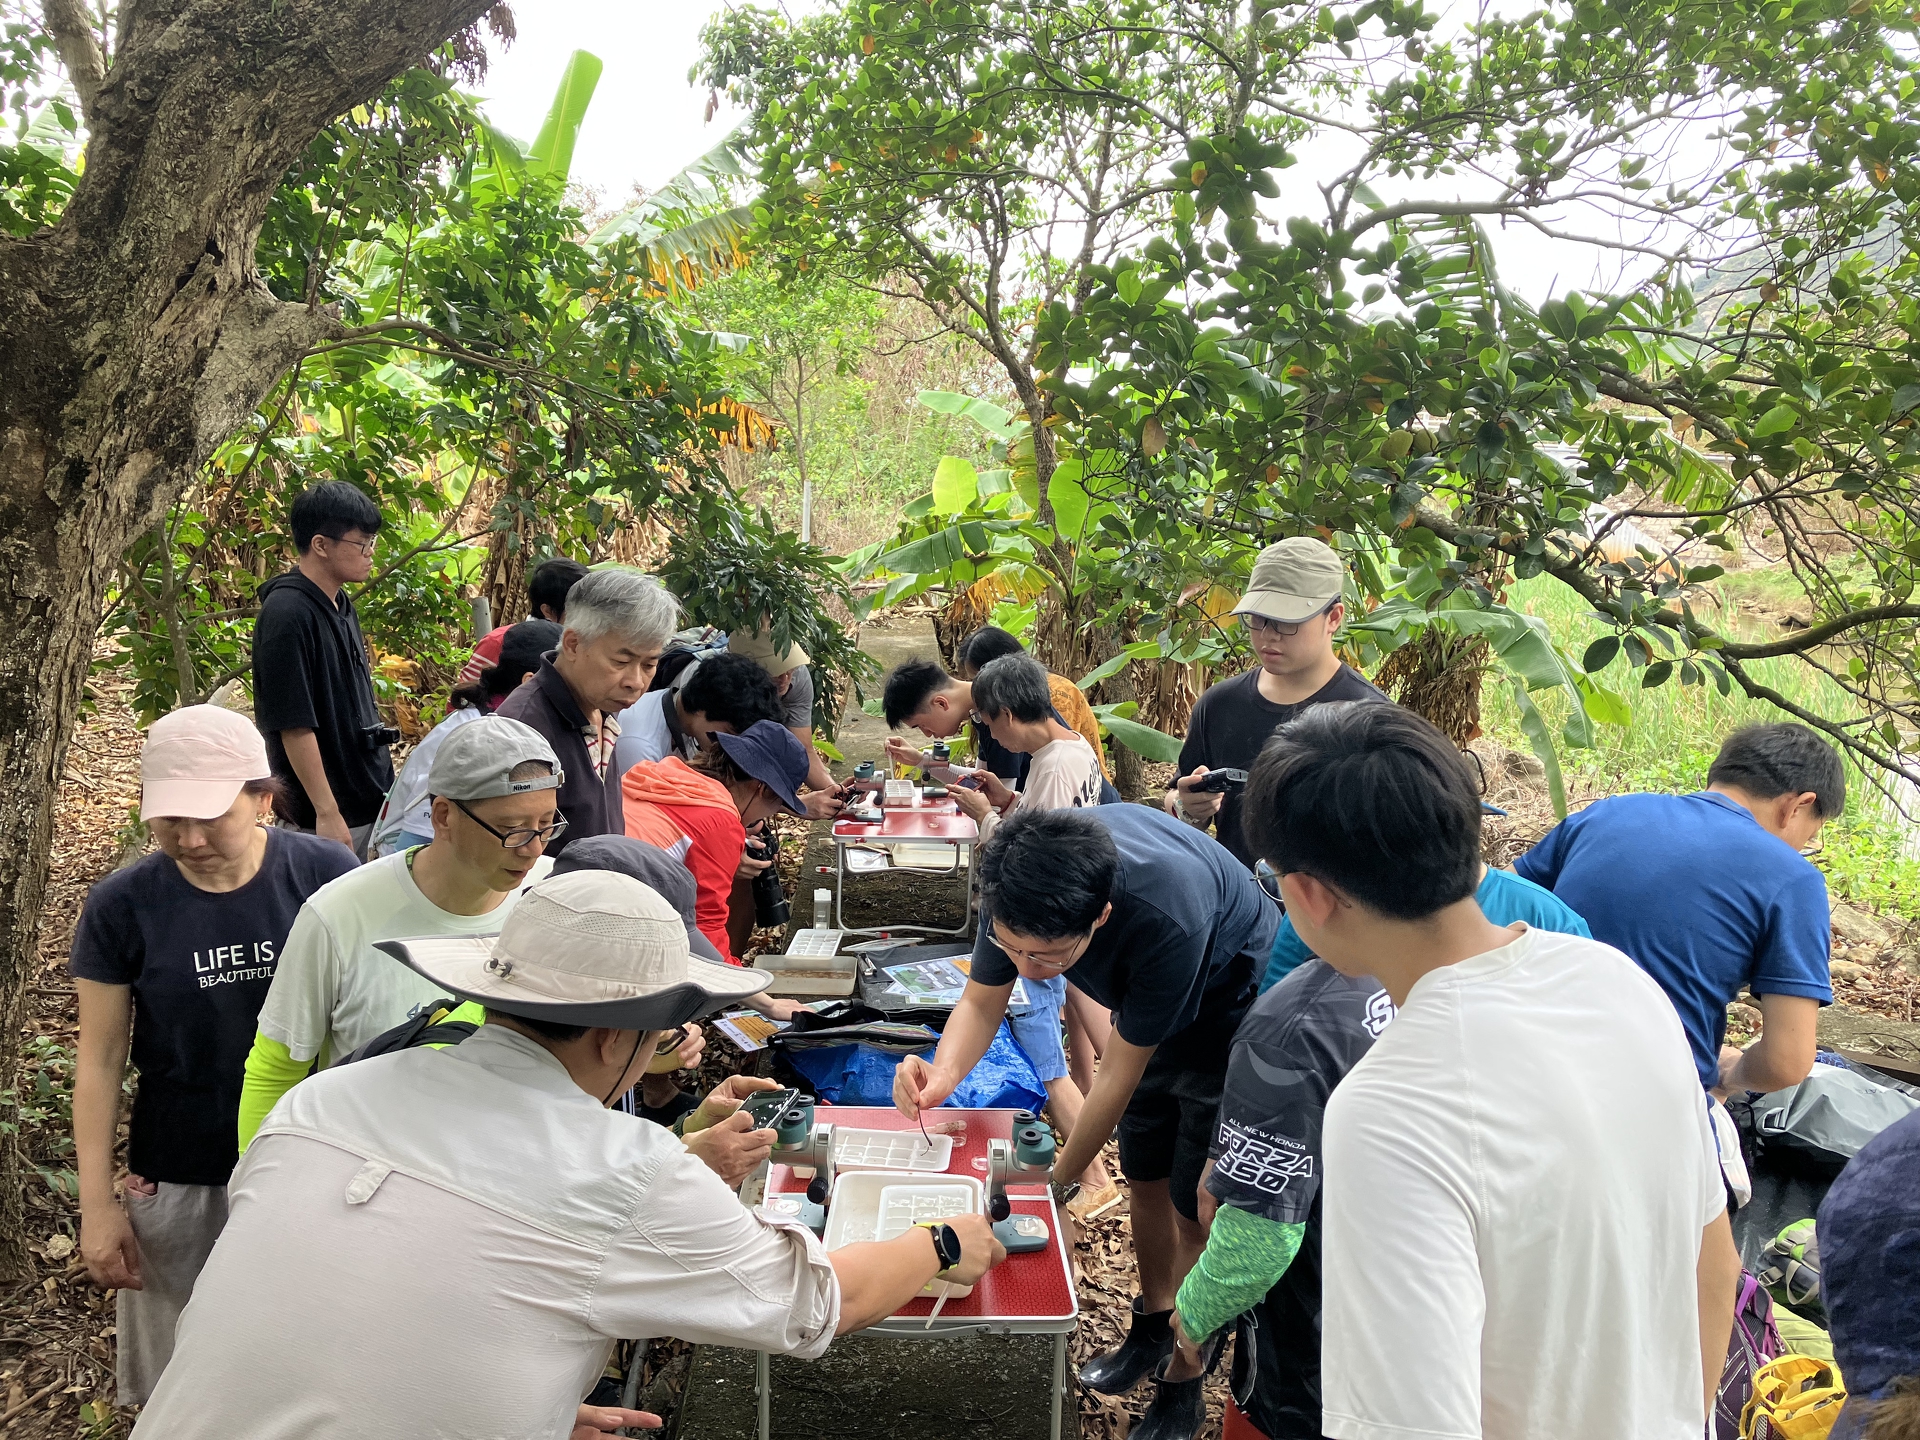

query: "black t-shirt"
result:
(67, 831), (358, 1185)
(252, 572), (395, 829)
(1174, 663), (1390, 869)
(1207, 959), (1394, 1439)
(970, 805), (1276, 1068)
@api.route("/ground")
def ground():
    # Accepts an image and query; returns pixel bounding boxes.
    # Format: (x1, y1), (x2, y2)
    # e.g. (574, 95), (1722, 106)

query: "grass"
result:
(1480, 573), (1920, 922)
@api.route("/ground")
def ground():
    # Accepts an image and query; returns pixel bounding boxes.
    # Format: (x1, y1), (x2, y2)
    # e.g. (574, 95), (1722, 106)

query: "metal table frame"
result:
(830, 810), (977, 938)
(723, 1115), (1077, 1440)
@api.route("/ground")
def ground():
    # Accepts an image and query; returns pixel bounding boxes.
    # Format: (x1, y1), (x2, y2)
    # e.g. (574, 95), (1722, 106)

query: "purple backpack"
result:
(1714, 1272), (1785, 1439)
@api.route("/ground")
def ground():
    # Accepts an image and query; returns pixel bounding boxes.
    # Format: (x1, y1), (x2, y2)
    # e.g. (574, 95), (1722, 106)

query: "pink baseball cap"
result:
(141, 705), (272, 821)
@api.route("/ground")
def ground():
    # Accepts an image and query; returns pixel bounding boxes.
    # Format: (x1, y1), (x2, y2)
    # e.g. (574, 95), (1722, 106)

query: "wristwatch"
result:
(1049, 1179), (1082, 1206)
(915, 1221), (963, 1272)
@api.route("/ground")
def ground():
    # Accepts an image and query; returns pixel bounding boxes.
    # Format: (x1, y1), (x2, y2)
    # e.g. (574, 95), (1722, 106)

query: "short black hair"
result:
(527, 558), (589, 621)
(977, 809), (1117, 939)
(485, 1008), (589, 1044)
(957, 626), (1025, 677)
(681, 652), (782, 732)
(1242, 702), (1482, 920)
(1707, 722), (1846, 818)
(452, 619), (563, 711)
(290, 482), (382, 551)
(883, 657), (958, 728)
(971, 653), (1052, 724)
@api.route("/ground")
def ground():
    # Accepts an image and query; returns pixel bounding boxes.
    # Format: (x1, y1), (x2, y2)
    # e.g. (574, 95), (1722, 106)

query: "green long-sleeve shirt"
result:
(1176, 1204), (1307, 1342)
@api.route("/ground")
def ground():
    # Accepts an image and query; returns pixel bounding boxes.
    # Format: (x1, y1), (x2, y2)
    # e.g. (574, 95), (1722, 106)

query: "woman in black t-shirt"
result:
(70, 706), (355, 1404)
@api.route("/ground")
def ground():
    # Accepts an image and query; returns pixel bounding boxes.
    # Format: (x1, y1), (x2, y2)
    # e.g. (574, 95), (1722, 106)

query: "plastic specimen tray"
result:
(831, 1128), (952, 1173)
(821, 1172), (983, 1297)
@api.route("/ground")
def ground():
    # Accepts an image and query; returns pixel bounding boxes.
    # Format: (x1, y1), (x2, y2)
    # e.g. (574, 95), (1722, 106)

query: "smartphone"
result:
(1190, 767), (1249, 794)
(742, 1087), (804, 1131)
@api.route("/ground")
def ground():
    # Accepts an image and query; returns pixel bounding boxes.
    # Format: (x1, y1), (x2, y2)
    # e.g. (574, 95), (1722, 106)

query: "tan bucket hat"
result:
(1231, 537), (1347, 625)
(375, 870), (771, 1030)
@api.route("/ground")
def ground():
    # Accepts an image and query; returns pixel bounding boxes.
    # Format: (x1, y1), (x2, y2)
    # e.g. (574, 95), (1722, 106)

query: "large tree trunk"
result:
(0, 0), (497, 1276)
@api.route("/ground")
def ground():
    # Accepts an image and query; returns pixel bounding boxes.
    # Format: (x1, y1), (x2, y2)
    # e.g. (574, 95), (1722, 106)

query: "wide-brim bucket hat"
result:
(375, 870), (769, 1030)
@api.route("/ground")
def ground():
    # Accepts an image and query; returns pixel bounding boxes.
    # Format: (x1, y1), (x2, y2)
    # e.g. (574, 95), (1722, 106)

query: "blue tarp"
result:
(783, 1020), (1047, 1111)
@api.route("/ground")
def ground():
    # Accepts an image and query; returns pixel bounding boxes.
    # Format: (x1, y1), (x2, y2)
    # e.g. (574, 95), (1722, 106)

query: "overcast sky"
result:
(476, 0), (751, 208)
(472, 0), (1692, 302)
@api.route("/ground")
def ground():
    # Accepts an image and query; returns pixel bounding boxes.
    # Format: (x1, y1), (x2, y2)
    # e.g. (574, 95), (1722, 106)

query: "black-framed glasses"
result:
(1246, 602), (1336, 637)
(452, 799), (567, 851)
(320, 532), (378, 556)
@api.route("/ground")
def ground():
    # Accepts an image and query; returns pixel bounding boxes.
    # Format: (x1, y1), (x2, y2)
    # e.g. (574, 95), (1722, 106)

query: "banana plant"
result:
(1346, 585), (1631, 817)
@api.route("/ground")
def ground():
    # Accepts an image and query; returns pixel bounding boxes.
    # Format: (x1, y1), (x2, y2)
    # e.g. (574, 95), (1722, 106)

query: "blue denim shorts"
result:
(1005, 974), (1070, 1084)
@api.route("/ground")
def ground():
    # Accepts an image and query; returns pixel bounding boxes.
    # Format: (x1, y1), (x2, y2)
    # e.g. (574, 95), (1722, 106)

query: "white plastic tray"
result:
(821, 1171), (982, 1297)
(831, 1128), (952, 1173)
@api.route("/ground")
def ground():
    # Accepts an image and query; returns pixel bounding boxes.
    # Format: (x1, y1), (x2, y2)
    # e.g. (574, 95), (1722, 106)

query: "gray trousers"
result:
(117, 1182), (230, 1406)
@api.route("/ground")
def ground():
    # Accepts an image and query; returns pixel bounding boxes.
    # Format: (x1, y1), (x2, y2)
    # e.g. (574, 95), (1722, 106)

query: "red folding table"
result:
(748, 1107), (1078, 1440)
(829, 797), (980, 936)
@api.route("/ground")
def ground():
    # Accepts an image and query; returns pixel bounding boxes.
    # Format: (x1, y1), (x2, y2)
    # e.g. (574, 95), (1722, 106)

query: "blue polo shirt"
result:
(1513, 791), (1832, 1087)
(1258, 866), (1592, 993)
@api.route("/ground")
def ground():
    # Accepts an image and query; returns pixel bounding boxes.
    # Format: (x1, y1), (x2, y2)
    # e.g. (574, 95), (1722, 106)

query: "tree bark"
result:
(0, 0), (499, 1277)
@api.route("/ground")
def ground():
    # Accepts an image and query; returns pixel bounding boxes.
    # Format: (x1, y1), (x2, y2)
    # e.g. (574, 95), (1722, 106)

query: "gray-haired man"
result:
(499, 567), (680, 854)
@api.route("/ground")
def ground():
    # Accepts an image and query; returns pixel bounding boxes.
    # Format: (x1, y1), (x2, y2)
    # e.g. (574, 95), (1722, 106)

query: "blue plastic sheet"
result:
(784, 1020), (1046, 1111)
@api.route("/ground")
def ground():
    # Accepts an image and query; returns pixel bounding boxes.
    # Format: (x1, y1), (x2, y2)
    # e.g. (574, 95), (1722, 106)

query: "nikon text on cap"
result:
(1231, 536), (1347, 625)
(426, 716), (564, 801)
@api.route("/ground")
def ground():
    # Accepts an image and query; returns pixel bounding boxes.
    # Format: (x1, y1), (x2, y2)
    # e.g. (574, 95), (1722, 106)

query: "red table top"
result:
(831, 800), (979, 843)
(769, 1106), (1077, 1328)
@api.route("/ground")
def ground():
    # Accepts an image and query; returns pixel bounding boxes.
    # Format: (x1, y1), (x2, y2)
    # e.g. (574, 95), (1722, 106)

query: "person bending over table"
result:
(893, 805), (1276, 1402)
(132, 871), (1006, 1440)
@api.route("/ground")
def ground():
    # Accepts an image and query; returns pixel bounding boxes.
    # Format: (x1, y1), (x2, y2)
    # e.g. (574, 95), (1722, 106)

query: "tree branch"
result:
(42, 0), (106, 127)
(190, 284), (344, 470)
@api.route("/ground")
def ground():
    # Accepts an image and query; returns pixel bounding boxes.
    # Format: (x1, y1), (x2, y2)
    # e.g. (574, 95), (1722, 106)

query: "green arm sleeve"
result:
(237, 1031), (316, 1153)
(1176, 1205), (1307, 1343)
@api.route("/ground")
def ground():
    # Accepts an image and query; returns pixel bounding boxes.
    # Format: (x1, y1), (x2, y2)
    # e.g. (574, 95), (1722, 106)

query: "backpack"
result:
(1716, 1272), (1787, 1440)
(1740, 1356), (1848, 1440)
(330, 998), (478, 1067)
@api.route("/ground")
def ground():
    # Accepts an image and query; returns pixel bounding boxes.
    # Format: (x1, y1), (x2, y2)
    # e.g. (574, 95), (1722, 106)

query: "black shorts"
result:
(1116, 1057), (1226, 1222)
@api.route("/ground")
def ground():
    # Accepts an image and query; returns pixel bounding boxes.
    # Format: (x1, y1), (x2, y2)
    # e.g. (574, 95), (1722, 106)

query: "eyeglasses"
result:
(990, 927), (1093, 973)
(1246, 603), (1337, 637)
(322, 533), (378, 556)
(451, 799), (568, 851)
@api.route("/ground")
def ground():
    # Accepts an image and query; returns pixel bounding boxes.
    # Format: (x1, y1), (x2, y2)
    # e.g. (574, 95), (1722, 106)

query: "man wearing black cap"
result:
(134, 872), (1007, 1440)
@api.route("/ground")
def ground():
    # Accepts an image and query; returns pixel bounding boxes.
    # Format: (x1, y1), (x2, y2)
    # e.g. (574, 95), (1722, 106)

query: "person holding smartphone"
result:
(1166, 538), (1387, 870)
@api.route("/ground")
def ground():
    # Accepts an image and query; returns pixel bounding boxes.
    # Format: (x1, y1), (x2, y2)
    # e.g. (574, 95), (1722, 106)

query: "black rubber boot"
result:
(1077, 1297), (1174, 1395)
(1129, 1359), (1207, 1440)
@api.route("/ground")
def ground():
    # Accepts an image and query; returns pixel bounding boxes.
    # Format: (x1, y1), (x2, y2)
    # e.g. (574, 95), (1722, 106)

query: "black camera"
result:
(745, 831), (791, 929)
(362, 723), (403, 751)
(1190, 767), (1249, 794)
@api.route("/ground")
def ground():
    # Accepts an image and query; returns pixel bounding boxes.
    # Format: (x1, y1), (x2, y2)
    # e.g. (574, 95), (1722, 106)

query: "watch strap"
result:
(914, 1220), (962, 1271)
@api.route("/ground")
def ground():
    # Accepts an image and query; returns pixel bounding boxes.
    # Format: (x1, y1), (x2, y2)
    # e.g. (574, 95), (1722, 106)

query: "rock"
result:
(1831, 902), (1897, 950)
(1828, 959), (1870, 982)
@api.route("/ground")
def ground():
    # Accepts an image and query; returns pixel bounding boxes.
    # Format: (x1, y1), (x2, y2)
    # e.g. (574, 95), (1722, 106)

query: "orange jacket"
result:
(621, 757), (747, 964)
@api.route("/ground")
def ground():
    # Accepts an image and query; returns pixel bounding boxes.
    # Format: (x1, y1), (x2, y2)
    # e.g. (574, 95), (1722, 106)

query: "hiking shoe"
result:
(1077, 1296), (1173, 1395)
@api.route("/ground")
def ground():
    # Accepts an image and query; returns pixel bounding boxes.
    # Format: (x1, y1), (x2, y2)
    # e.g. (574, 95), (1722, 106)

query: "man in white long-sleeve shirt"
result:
(133, 871), (1005, 1440)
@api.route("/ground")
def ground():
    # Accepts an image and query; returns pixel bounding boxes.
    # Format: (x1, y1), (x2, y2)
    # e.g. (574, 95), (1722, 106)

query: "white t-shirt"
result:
(255, 851), (553, 1063)
(134, 1025), (837, 1440)
(365, 706), (484, 855)
(1321, 926), (1722, 1440)
(978, 732), (1103, 844)
(614, 688), (686, 778)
